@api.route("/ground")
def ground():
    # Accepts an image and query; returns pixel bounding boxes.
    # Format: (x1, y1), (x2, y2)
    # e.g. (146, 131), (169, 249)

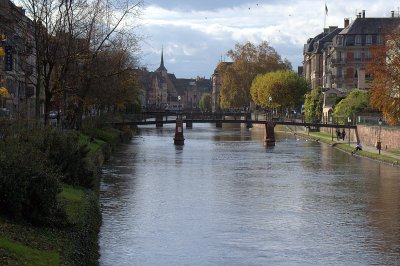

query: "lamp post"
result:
(268, 96), (272, 121)
(174, 95), (184, 145)
(347, 117), (351, 145)
(377, 118), (382, 155)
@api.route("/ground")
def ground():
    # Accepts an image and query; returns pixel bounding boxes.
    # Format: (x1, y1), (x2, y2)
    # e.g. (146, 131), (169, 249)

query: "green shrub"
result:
(0, 140), (64, 225)
(17, 127), (96, 189)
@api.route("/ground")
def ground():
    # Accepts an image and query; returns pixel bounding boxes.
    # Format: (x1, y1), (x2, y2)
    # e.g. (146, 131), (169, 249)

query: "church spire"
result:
(160, 47), (165, 68)
(157, 46), (167, 72)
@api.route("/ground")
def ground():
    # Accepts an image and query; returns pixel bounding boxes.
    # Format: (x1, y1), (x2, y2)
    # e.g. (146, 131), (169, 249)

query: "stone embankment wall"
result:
(319, 124), (399, 150)
(357, 125), (400, 150)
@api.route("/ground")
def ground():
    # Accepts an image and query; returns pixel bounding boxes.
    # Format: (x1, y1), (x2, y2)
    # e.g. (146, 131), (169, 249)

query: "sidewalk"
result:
(298, 130), (400, 164)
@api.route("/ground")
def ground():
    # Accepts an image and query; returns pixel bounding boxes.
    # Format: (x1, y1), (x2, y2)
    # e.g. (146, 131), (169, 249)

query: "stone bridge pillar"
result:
(186, 113), (193, 129)
(246, 113), (253, 128)
(215, 113), (222, 128)
(155, 114), (163, 128)
(186, 120), (193, 129)
(264, 121), (275, 146)
(174, 118), (185, 145)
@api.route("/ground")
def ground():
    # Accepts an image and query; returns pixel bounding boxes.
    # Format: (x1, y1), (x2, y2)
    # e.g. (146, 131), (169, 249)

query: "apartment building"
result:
(304, 10), (400, 120)
(0, 0), (37, 119)
(303, 26), (343, 91)
(326, 11), (400, 92)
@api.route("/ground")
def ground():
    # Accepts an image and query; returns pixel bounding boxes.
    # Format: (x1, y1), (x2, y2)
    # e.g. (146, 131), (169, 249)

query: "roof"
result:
(156, 48), (167, 72)
(304, 28), (343, 54)
(340, 17), (400, 35)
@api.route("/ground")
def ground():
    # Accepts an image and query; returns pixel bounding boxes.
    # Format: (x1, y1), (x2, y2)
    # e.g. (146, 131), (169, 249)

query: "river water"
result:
(99, 124), (400, 265)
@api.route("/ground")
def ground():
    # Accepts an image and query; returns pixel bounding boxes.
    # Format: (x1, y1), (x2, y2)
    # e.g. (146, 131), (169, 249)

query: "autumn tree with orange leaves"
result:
(367, 28), (400, 125)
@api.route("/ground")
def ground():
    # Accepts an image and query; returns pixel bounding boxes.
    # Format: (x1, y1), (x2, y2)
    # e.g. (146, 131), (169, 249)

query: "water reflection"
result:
(100, 125), (400, 265)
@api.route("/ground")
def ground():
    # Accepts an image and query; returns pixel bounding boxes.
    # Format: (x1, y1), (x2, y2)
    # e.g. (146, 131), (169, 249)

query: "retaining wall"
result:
(357, 125), (400, 150)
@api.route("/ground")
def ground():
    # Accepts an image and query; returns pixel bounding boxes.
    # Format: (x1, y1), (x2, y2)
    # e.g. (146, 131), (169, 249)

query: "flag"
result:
(325, 3), (328, 16)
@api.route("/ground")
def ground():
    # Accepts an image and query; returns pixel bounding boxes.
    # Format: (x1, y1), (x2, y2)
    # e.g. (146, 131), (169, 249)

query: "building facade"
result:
(303, 26), (343, 91)
(138, 50), (212, 110)
(303, 10), (400, 119)
(326, 11), (400, 92)
(0, 0), (38, 119)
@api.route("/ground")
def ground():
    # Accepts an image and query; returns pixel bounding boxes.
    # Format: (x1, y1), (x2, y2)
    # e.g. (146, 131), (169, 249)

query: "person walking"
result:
(341, 129), (346, 141)
(336, 129), (341, 140)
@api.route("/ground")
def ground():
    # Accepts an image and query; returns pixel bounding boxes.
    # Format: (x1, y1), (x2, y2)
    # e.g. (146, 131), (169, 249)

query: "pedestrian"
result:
(352, 142), (362, 154)
(341, 129), (346, 141)
(336, 129), (341, 140)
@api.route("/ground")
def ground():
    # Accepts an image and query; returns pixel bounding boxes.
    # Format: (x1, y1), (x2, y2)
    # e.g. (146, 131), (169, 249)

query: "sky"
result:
(136, 0), (400, 79)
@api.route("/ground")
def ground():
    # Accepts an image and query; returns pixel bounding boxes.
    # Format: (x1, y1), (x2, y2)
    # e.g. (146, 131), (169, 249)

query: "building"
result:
(138, 49), (212, 110)
(327, 11), (400, 91)
(303, 26), (343, 91)
(303, 10), (400, 119)
(0, 0), (38, 119)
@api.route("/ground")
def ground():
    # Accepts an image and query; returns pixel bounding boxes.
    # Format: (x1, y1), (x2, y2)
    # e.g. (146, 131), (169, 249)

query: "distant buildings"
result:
(303, 10), (400, 119)
(138, 49), (212, 110)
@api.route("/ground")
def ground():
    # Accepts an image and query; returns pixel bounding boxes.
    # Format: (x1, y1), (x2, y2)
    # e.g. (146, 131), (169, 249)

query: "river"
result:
(99, 124), (400, 265)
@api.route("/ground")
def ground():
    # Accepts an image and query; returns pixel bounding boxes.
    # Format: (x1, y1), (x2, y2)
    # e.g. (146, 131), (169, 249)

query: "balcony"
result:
(331, 58), (344, 65)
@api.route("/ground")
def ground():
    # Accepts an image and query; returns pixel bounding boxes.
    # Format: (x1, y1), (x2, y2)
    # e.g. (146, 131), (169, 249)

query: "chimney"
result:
(329, 26), (338, 33)
(392, 11), (395, 18)
(344, 18), (350, 27)
(362, 10), (365, 18)
(358, 12), (362, 18)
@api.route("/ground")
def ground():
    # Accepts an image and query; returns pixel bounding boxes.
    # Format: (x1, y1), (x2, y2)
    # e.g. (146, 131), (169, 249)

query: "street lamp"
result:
(377, 118), (382, 155)
(347, 117), (351, 145)
(268, 96), (272, 121)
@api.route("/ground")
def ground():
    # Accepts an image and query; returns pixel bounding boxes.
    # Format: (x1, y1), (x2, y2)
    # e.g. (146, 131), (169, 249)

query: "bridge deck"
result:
(122, 118), (357, 129)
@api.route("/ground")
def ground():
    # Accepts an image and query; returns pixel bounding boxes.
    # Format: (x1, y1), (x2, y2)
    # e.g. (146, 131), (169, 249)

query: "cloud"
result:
(138, 0), (400, 78)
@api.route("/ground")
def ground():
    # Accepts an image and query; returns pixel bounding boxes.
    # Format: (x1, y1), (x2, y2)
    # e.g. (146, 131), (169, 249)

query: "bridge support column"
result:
(186, 120), (193, 129)
(264, 121), (275, 147)
(246, 113), (253, 128)
(156, 114), (163, 128)
(216, 113), (222, 128)
(174, 118), (185, 145)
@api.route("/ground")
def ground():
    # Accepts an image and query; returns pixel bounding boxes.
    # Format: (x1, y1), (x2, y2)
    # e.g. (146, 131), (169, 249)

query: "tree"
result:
(367, 28), (400, 125)
(199, 93), (212, 112)
(303, 88), (323, 123)
(333, 89), (370, 123)
(250, 70), (309, 113)
(219, 41), (291, 109)
(20, 0), (143, 125)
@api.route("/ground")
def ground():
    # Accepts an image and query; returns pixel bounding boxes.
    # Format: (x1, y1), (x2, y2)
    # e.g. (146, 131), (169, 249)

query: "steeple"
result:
(157, 47), (167, 72)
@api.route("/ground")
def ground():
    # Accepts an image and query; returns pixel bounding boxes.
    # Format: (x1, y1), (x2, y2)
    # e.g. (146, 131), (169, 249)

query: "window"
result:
(377, 35), (382, 44)
(355, 35), (362, 45)
(355, 51), (361, 61)
(346, 67), (354, 78)
(366, 51), (371, 60)
(336, 36), (343, 45)
(337, 67), (343, 78)
(366, 35), (372, 45)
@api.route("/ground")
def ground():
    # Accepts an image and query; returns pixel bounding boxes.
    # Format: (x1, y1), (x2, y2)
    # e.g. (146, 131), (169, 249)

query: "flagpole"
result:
(324, 2), (327, 30)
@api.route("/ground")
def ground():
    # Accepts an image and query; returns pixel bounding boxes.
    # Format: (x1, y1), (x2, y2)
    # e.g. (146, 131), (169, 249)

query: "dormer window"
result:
(366, 35), (372, 45)
(336, 36), (343, 45)
(355, 35), (362, 45)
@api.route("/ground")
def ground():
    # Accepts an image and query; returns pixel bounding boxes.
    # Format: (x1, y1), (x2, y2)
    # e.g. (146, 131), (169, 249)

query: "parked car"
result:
(48, 111), (58, 119)
(0, 108), (10, 118)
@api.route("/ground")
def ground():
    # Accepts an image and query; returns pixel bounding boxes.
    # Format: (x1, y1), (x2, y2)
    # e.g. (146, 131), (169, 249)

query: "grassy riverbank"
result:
(0, 126), (133, 265)
(294, 130), (400, 166)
